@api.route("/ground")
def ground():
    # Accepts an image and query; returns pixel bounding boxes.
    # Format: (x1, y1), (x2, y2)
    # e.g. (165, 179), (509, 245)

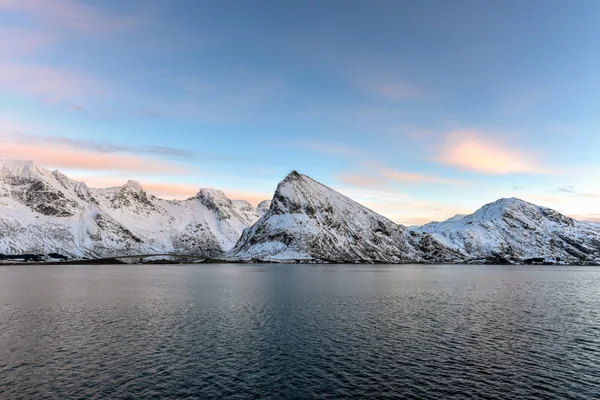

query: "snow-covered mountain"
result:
(3, 159), (599, 264)
(228, 171), (461, 263)
(412, 197), (600, 264)
(0, 159), (265, 258)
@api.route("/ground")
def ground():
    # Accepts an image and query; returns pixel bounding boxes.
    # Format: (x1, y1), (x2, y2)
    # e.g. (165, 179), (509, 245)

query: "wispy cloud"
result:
(569, 214), (600, 223)
(0, 63), (103, 101)
(333, 185), (467, 226)
(134, 70), (286, 123)
(0, 143), (190, 175)
(558, 188), (600, 199)
(558, 185), (576, 193)
(338, 174), (384, 188)
(0, 130), (196, 161)
(381, 168), (465, 185)
(433, 130), (545, 174)
(0, 121), (192, 175)
(0, 27), (54, 59)
(0, 0), (140, 32)
(338, 160), (467, 189)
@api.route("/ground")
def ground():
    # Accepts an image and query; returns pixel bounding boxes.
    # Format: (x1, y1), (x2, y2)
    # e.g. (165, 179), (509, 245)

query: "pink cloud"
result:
(0, 143), (190, 175)
(0, 63), (101, 101)
(338, 163), (467, 189)
(0, 28), (54, 58)
(569, 215), (600, 223)
(434, 130), (545, 174)
(338, 174), (385, 187)
(381, 169), (466, 185)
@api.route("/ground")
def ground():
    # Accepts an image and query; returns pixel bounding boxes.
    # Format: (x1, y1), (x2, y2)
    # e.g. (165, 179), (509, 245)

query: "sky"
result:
(1, 0), (599, 225)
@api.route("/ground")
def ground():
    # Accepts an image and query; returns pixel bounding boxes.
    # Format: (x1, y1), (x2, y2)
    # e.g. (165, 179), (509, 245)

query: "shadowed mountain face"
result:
(412, 198), (600, 264)
(0, 159), (265, 258)
(228, 171), (462, 263)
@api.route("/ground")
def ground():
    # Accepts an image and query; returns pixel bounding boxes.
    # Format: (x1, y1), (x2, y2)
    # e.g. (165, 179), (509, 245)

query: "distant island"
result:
(2, 159), (600, 265)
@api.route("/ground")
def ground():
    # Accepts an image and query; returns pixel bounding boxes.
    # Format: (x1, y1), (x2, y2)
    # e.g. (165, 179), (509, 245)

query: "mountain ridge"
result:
(1, 159), (599, 265)
(0, 158), (267, 258)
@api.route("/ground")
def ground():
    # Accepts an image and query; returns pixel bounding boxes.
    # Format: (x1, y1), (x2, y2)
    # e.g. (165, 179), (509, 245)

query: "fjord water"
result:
(0, 264), (598, 399)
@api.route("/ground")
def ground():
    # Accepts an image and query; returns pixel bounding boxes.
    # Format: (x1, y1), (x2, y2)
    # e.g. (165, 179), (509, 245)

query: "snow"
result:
(0, 158), (268, 258)
(228, 171), (425, 263)
(2, 158), (600, 264)
(412, 197), (600, 264)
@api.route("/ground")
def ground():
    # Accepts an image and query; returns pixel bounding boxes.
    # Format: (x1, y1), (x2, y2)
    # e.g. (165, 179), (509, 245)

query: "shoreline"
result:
(2, 257), (599, 267)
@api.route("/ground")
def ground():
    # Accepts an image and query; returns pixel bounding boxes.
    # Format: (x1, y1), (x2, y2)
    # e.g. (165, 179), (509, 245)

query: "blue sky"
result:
(1, 0), (599, 224)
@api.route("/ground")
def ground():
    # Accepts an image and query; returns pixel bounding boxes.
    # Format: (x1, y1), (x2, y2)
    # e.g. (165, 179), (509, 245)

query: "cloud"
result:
(334, 185), (467, 226)
(0, 0), (139, 32)
(1, 131), (195, 161)
(558, 186), (576, 193)
(338, 161), (467, 189)
(554, 186), (600, 198)
(338, 174), (385, 187)
(0, 27), (54, 59)
(0, 143), (190, 175)
(433, 130), (544, 174)
(569, 214), (600, 223)
(0, 63), (102, 101)
(381, 168), (465, 185)
(0, 121), (191, 174)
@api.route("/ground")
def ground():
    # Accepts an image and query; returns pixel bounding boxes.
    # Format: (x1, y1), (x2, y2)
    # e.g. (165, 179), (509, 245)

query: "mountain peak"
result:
(194, 188), (235, 216)
(0, 158), (52, 180)
(470, 197), (537, 220)
(257, 199), (272, 216)
(122, 180), (144, 193)
(229, 171), (420, 263)
(280, 170), (304, 184)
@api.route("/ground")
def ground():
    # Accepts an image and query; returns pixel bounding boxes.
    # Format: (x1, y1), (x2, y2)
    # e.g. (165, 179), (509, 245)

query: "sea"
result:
(0, 263), (598, 399)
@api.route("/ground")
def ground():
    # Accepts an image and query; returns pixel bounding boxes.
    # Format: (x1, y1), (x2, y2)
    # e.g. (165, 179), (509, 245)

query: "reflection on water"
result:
(0, 264), (598, 399)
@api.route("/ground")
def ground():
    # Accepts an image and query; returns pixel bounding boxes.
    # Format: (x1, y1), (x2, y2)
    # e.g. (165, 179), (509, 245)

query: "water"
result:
(0, 264), (598, 399)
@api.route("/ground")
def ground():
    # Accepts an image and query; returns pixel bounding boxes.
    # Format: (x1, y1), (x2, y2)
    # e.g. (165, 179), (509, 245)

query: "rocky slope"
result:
(227, 171), (461, 263)
(0, 159), (265, 258)
(412, 197), (600, 264)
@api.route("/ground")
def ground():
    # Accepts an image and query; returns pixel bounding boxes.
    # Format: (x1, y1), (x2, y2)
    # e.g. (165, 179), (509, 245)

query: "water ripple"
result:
(0, 264), (599, 399)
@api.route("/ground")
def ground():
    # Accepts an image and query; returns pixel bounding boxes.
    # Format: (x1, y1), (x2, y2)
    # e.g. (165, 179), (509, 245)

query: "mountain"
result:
(228, 171), (460, 263)
(3, 159), (599, 264)
(0, 159), (265, 258)
(412, 197), (600, 264)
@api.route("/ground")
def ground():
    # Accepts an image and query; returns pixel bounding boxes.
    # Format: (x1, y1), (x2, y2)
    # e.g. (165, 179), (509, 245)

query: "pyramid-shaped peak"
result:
(285, 170), (301, 178)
